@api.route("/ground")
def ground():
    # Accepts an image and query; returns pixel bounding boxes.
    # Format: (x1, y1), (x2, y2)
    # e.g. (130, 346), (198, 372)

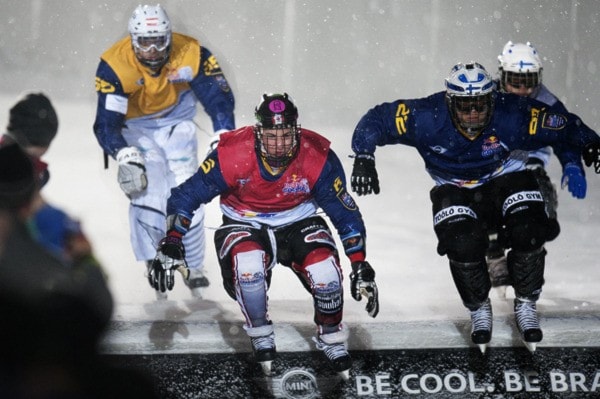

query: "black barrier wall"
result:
(106, 347), (600, 398)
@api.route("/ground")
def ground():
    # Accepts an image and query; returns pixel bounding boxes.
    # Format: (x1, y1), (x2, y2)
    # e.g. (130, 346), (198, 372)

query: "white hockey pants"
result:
(122, 120), (205, 270)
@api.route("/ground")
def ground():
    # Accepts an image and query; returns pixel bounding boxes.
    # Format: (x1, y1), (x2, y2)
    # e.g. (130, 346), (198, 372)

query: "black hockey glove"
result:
(351, 154), (380, 196)
(582, 143), (600, 174)
(350, 261), (379, 318)
(149, 231), (188, 292)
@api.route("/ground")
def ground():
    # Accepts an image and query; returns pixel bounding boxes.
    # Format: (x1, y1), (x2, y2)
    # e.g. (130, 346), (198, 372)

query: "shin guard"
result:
(449, 259), (491, 311)
(507, 247), (545, 301)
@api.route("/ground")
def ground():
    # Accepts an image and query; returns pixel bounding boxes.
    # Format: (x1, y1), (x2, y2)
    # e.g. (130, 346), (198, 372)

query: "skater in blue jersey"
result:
(351, 62), (600, 353)
(486, 41), (587, 294)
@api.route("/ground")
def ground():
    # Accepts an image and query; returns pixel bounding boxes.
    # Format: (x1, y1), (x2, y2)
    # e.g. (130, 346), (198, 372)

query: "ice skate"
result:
(250, 332), (276, 376)
(470, 299), (493, 353)
(314, 330), (352, 380)
(514, 298), (543, 352)
(183, 267), (209, 298)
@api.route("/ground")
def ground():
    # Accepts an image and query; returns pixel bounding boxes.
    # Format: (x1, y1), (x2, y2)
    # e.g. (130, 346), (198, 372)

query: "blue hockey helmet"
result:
(445, 62), (495, 139)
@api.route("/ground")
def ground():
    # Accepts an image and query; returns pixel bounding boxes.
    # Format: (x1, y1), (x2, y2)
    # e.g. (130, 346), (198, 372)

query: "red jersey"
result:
(217, 126), (329, 222)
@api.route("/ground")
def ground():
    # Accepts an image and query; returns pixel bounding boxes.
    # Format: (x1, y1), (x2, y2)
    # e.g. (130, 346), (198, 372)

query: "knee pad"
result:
(304, 255), (343, 326)
(502, 188), (553, 250)
(233, 249), (270, 327)
(506, 218), (548, 251)
(436, 219), (487, 261)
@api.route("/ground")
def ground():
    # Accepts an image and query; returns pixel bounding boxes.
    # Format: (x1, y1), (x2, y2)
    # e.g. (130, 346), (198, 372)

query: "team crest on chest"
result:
(282, 174), (310, 195)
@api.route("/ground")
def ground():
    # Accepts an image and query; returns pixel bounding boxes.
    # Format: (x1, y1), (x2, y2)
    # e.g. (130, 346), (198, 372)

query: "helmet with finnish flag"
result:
(497, 41), (543, 95)
(445, 62), (495, 139)
(128, 4), (172, 70)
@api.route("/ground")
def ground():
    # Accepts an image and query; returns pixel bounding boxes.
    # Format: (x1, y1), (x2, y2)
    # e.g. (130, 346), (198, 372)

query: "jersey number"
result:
(200, 158), (215, 174)
(95, 77), (115, 94)
(529, 108), (540, 135)
(395, 103), (410, 135)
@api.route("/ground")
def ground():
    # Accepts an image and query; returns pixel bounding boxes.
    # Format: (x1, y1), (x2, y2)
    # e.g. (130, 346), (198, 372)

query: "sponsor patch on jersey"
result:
(429, 145), (448, 154)
(337, 190), (358, 210)
(282, 175), (310, 195)
(167, 66), (194, 83)
(481, 135), (502, 157)
(305, 229), (336, 247)
(542, 113), (567, 129)
(215, 75), (231, 92)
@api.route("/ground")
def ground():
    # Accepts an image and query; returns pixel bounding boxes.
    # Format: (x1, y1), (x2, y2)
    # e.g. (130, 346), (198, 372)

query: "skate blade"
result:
(523, 341), (537, 353)
(189, 287), (203, 299)
(259, 360), (273, 376)
(478, 343), (488, 354)
(493, 285), (508, 299)
(338, 369), (350, 381)
(155, 290), (168, 301)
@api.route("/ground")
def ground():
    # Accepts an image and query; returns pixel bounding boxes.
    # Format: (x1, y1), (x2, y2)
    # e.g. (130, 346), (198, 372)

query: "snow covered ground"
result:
(2, 1), (600, 355)
(1, 94), (599, 354)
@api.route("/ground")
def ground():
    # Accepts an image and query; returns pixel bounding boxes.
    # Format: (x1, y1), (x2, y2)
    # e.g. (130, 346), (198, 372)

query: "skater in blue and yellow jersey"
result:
(486, 41), (588, 293)
(151, 93), (379, 378)
(93, 4), (235, 299)
(350, 62), (600, 354)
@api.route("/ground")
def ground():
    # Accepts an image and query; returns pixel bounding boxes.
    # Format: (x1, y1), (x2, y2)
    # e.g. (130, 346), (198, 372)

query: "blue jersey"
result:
(352, 91), (598, 187)
(168, 126), (366, 258)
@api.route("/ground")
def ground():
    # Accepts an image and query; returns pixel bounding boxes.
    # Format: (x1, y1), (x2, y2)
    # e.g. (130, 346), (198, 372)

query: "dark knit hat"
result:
(0, 143), (36, 209)
(6, 93), (58, 147)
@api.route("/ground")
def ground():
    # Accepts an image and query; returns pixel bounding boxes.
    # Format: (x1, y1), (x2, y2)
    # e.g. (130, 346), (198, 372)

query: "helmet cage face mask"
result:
(445, 62), (495, 139)
(501, 70), (541, 91)
(254, 93), (300, 168)
(497, 41), (543, 95)
(128, 5), (172, 69)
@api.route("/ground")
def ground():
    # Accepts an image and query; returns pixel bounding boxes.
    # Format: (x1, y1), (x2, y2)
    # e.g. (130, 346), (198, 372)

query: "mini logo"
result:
(278, 368), (318, 399)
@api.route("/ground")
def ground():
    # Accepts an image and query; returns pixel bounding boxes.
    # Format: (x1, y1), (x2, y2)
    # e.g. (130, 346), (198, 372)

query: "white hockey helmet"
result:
(497, 41), (543, 95)
(128, 4), (172, 69)
(445, 62), (495, 138)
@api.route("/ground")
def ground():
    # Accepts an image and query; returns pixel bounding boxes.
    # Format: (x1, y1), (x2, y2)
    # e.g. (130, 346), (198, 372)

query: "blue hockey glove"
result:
(350, 261), (379, 318)
(351, 154), (380, 196)
(149, 231), (188, 292)
(561, 163), (587, 199)
(582, 143), (600, 174)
